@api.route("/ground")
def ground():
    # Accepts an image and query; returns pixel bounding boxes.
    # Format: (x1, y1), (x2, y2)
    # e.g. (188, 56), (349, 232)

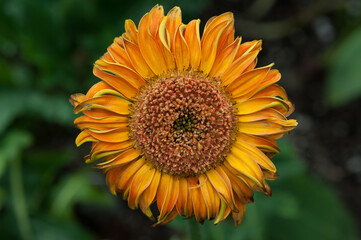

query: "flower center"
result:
(130, 72), (237, 177)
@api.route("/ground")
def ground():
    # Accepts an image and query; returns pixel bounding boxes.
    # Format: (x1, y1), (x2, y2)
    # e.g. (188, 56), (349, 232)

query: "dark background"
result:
(1, 0), (361, 239)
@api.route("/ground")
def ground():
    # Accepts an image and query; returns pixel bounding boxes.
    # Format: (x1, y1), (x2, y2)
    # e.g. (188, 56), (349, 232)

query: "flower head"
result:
(70, 5), (297, 226)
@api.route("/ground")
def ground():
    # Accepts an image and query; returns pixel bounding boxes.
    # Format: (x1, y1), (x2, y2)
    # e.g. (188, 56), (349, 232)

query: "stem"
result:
(186, 218), (203, 240)
(10, 156), (34, 240)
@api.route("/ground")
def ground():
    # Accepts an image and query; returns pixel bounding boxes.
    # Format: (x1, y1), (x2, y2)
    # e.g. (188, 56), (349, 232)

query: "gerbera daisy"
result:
(70, 5), (297, 226)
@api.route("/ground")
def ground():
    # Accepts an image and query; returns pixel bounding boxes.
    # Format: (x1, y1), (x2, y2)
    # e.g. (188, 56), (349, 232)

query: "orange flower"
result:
(70, 5), (297, 226)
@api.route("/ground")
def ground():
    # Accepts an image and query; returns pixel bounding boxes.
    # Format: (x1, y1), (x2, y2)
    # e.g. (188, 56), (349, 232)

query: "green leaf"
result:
(325, 26), (361, 107)
(0, 90), (74, 134)
(0, 129), (33, 177)
(49, 170), (113, 220)
(32, 215), (96, 240)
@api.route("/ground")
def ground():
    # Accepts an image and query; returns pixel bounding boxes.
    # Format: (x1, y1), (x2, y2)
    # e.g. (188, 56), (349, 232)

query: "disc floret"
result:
(130, 72), (237, 177)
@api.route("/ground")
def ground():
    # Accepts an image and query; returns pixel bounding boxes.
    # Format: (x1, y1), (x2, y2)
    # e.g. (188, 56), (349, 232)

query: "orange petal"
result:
(253, 84), (288, 100)
(184, 19), (201, 70)
(237, 119), (297, 136)
(106, 166), (125, 195)
(206, 168), (234, 209)
(153, 208), (178, 226)
(123, 38), (155, 78)
(176, 178), (188, 216)
(200, 20), (230, 75)
(235, 139), (277, 173)
(221, 50), (260, 86)
(128, 164), (156, 209)
(138, 13), (168, 75)
(235, 40), (262, 60)
(156, 17), (176, 70)
(69, 93), (86, 107)
(89, 140), (134, 163)
(232, 197), (246, 226)
(199, 175), (219, 220)
(74, 95), (130, 115)
(96, 147), (141, 168)
(227, 144), (265, 188)
(149, 5), (164, 37)
(139, 170), (161, 220)
(237, 108), (286, 122)
(157, 174), (179, 222)
(191, 185), (208, 223)
(116, 157), (145, 199)
(85, 81), (115, 98)
(75, 130), (97, 147)
(107, 40), (134, 69)
(75, 120), (128, 132)
(93, 67), (139, 100)
(237, 133), (280, 154)
(250, 69), (281, 95)
(235, 97), (289, 115)
(226, 64), (272, 98)
(74, 115), (128, 125)
(85, 128), (129, 143)
(223, 166), (254, 204)
(95, 59), (146, 88)
(173, 24), (190, 71)
(166, 7), (182, 47)
(213, 13), (235, 54)
(214, 199), (231, 224)
(209, 37), (240, 77)
(124, 19), (138, 44)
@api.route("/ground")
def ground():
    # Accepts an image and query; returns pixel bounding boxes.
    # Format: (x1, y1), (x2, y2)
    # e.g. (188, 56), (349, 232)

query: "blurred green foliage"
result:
(325, 26), (361, 107)
(0, 0), (360, 239)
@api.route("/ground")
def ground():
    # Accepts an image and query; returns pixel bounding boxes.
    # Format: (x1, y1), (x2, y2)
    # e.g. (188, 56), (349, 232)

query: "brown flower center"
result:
(130, 72), (237, 177)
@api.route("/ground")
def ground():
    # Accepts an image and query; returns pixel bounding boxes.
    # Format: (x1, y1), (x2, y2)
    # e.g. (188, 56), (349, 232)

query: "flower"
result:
(70, 5), (297, 226)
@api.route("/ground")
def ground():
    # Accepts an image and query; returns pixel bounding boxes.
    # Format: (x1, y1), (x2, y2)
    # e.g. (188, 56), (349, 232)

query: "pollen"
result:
(130, 72), (237, 177)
